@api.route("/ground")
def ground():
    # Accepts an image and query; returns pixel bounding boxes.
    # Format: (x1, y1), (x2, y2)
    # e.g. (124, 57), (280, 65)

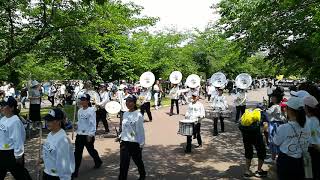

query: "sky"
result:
(123, 0), (221, 32)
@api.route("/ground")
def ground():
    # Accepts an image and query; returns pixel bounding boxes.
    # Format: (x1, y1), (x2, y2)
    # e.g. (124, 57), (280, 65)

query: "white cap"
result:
(303, 95), (319, 108)
(290, 90), (310, 98)
(285, 97), (303, 110)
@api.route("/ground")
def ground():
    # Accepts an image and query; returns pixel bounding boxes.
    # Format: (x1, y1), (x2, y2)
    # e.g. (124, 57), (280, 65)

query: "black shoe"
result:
(105, 130), (110, 134)
(195, 145), (202, 148)
(213, 133), (218, 136)
(169, 113), (173, 116)
(255, 170), (268, 177)
(184, 149), (191, 153)
(94, 161), (103, 169)
(193, 136), (196, 139)
(149, 119), (152, 122)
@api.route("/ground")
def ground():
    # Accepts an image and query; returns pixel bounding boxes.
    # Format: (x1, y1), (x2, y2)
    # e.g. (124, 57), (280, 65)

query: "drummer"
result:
(185, 92), (205, 153)
(211, 88), (228, 136)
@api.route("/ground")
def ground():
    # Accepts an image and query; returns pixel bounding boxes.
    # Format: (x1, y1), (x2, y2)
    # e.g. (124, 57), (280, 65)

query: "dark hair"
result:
(305, 104), (320, 123)
(88, 102), (92, 107)
(289, 107), (307, 127)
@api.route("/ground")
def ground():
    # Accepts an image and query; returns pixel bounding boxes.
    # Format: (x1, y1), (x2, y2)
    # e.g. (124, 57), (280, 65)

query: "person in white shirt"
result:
(119, 88), (130, 132)
(73, 94), (102, 178)
(96, 84), (110, 133)
(273, 97), (311, 180)
(118, 95), (146, 180)
(265, 90), (286, 162)
(29, 80), (41, 125)
(207, 84), (216, 102)
(0, 96), (31, 180)
(185, 92), (205, 153)
(266, 82), (274, 107)
(153, 81), (160, 110)
(42, 108), (75, 180)
(303, 95), (320, 179)
(139, 87), (152, 122)
(59, 83), (66, 106)
(48, 83), (56, 107)
(234, 89), (247, 123)
(169, 84), (180, 116)
(211, 89), (228, 136)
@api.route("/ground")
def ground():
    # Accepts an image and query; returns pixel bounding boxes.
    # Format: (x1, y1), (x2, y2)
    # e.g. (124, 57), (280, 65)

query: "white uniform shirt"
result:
(211, 95), (228, 111)
(43, 129), (75, 180)
(273, 121), (311, 158)
(119, 93), (129, 112)
(153, 84), (160, 92)
(140, 89), (152, 103)
(234, 91), (247, 106)
(8, 88), (15, 97)
(0, 115), (25, 158)
(169, 87), (180, 100)
(185, 101), (205, 123)
(29, 88), (41, 104)
(305, 116), (320, 145)
(77, 107), (96, 136)
(120, 111), (145, 147)
(48, 86), (56, 97)
(60, 85), (66, 95)
(98, 91), (110, 107)
(266, 104), (286, 122)
(208, 86), (215, 96)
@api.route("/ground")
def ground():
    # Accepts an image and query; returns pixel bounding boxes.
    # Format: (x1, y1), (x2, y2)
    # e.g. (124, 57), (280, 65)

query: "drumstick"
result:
(37, 121), (42, 180)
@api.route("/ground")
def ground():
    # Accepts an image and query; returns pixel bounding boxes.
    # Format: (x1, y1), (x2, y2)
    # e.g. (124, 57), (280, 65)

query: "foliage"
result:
(218, 0), (320, 80)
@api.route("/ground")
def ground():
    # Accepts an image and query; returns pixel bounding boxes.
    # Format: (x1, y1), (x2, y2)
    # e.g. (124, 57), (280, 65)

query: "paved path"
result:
(20, 88), (276, 180)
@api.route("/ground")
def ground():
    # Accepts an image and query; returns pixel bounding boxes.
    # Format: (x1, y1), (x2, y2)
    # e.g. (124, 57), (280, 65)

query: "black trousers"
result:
(74, 135), (102, 175)
(170, 99), (179, 115)
(48, 96), (55, 106)
(0, 150), (31, 180)
(119, 141), (146, 180)
(309, 146), (320, 180)
(207, 95), (211, 101)
(96, 108), (109, 132)
(186, 123), (202, 152)
(29, 104), (41, 122)
(277, 152), (304, 180)
(43, 172), (60, 180)
(140, 102), (152, 121)
(235, 105), (246, 122)
(213, 116), (224, 135)
(241, 130), (266, 160)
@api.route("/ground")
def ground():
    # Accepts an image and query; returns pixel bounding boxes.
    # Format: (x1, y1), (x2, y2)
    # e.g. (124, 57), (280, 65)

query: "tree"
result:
(218, 0), (320, 80)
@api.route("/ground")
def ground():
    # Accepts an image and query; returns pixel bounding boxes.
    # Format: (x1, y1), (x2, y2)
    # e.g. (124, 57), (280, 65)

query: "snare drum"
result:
(178, 119), (194, 136)
(221, 110), (231, 118)
(205, 109), (220, 119)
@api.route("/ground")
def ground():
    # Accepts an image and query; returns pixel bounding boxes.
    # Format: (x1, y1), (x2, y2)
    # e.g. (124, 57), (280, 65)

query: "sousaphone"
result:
(235, 73), (252, 89)
(170, 71), (182, 84)
(211, 72), (227, 88)
(186, 74), (201, 88)
(140, 71), (155, 88)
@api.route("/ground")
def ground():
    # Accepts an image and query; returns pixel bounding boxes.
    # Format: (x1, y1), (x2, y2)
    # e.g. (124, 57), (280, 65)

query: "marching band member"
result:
(29, 80), (41, 125)
(303, 95), (320, 179)
(42, 108), (75, 180)
(234, 88), (247, 123)
(48, 83), (56, 107)
(206, 83), (215, 101)
(118, 95), (146, 180)
(0, 96), (31, 180)
(119, 88), (130, 132)
(153, 80), (161, 110)
(265, 89), (286, 163)
(169, 84), (180, 116)
(211, 88), (228, 136)
(139, 87), (152, 122)
(185, 92), (205, 153)
(273, 97), (311, 180)
(73, 94), (102, 178)
(96, 84), (110, 133)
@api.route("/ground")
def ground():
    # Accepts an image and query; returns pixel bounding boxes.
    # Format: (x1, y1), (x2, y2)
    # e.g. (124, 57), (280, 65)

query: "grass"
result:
(20, 97), (172, 121)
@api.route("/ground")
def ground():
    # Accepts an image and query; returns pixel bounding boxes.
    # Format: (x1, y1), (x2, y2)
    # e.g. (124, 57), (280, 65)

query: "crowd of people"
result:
(0, 77), (319, 180)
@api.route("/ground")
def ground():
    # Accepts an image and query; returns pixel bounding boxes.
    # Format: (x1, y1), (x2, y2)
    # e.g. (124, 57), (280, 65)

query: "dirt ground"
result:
(10, 88), (277, 180)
